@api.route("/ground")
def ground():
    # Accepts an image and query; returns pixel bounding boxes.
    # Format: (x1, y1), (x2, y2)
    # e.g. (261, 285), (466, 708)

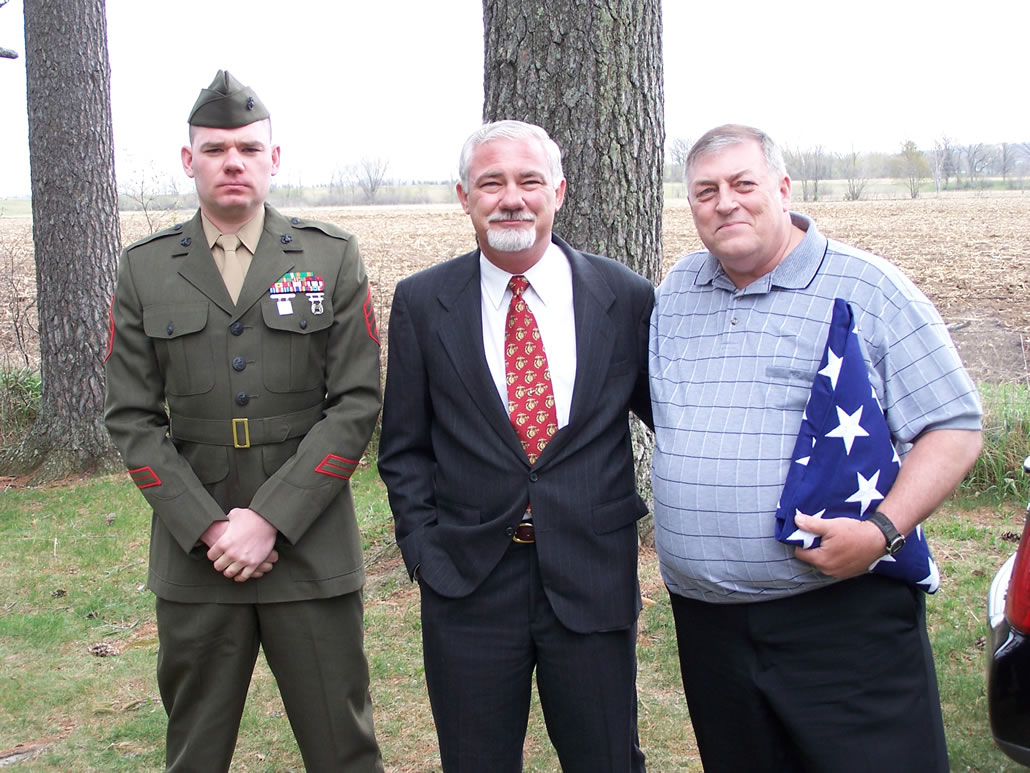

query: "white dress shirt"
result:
(480, 242), (577, 430)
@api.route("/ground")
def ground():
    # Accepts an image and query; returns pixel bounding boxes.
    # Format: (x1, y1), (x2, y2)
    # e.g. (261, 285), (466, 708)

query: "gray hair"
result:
(685, 124), (787, 184)
(457, 120), (565, 192)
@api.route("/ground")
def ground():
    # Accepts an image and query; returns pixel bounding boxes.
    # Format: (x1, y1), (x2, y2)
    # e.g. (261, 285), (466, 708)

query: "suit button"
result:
(232, 357), (246, 372)
(505, 526), (515, 537)
(529, 472), (538, 482)
(235, 392), (250, 406)
(230, 322), (244, 336)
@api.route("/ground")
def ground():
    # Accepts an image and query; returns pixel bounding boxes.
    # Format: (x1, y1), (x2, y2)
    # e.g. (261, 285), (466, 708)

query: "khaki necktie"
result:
(216, 233), (244, 303)
(505, 275), (558, 464)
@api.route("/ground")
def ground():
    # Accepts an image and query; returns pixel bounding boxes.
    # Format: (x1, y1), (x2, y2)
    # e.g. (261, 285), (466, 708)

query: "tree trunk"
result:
(482, 0), (663, 540)
(2, 0), (121, 481)
(483, 0), (664, 282)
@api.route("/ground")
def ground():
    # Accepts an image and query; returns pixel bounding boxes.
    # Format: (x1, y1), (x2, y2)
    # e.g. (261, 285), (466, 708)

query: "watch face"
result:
(887, 535), (906, 556)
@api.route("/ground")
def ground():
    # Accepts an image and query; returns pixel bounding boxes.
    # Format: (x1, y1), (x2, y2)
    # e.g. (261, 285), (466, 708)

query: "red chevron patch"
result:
(104, 297), (115, 362)
(364, 288), (380, 345)
(129, 466), (161, 489)
(315, 454), (358, 480)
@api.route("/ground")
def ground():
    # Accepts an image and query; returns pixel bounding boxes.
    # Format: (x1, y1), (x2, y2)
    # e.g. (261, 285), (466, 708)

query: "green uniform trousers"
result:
(155, 592), (382, 772)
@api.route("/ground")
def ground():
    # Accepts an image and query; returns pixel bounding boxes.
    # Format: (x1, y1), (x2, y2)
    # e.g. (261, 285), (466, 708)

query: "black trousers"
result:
(669, 573), (948, 773)
(419, 542), (646, 773)
(155, 592), (382, 773)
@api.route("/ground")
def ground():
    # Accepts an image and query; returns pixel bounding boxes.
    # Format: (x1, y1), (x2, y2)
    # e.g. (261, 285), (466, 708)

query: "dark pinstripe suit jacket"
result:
(378, 235), (653, 634)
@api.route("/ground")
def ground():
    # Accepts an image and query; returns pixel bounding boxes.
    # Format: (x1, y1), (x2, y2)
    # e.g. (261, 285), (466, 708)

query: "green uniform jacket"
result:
(104, 206), (381, 604)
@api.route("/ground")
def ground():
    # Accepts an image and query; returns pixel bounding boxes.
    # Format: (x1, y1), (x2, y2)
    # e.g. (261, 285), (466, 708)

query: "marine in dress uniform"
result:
(104, 71), (383, 772)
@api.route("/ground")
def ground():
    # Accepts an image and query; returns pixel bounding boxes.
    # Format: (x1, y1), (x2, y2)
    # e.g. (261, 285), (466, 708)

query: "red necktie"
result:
(505, 275), (558, 464)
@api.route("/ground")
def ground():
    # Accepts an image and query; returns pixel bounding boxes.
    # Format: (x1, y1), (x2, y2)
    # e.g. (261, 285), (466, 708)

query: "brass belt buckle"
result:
(232, 418), (250, 449)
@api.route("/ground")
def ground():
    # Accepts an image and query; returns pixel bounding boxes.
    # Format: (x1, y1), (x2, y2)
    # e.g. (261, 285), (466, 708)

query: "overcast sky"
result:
(1, 0), (1026, 198)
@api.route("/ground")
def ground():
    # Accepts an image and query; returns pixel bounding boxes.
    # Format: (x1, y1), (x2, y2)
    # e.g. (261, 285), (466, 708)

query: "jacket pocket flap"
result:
(261, 300), (334, 334)
(592, 492), (648, 534)
(143, 303), (208, 340)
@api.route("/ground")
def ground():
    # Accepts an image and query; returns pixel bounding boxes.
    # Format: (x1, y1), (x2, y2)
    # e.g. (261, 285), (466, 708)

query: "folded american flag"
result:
(774, 298), (940, 593)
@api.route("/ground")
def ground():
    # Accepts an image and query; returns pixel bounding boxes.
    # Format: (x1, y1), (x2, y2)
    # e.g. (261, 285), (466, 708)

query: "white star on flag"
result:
(869, 552), (896, 571)
(844, 469), (884, 515)
(818, 348), (844, 389)
(917, 556), (941, 592)
(786, 509), (825, 548)
(825, 404), (869, 454)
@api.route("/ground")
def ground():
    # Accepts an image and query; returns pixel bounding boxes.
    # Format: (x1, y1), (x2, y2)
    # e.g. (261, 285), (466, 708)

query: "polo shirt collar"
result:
(694, 211), (827, 293)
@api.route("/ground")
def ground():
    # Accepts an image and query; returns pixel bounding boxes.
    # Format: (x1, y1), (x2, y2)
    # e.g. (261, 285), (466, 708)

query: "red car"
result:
(987, 456), (1030, 765)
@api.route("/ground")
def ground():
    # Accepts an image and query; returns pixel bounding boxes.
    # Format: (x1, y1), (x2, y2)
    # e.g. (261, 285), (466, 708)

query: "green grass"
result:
(0, 373), (1027, 770)
(0, 368), (41, 446)
(0, 463), (1027, 771)
(963, 382), (1030, 503)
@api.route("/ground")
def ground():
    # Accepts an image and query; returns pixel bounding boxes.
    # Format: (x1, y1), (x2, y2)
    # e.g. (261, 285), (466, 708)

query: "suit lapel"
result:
(436, 252), (528, 462)
(534, 237), (615, 467)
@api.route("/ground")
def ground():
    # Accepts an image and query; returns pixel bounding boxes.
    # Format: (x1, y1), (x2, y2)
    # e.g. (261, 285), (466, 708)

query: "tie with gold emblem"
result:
(505, 275), (558, 464)
(216, 233), (244, 303)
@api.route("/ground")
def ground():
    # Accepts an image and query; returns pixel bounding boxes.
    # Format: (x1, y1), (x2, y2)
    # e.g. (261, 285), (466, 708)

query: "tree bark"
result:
(482, 0), (664, 540)
(2, 0), (122, 481)
(482, 0), (664, 282)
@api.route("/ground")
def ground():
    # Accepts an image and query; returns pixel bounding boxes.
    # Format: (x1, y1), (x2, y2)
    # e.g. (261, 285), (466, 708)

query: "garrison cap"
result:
(188, 70), (269, 128)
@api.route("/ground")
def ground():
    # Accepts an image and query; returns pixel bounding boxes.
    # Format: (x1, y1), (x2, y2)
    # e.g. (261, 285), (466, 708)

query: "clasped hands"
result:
(201, 507), (279, 582)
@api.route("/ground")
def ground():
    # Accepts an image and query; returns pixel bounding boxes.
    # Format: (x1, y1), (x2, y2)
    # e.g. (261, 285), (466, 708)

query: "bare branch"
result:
(356, 156), (389, 204)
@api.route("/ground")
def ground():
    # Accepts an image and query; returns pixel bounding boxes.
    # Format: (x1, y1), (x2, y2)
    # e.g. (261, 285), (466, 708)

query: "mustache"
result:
(488, 210), (535, 223)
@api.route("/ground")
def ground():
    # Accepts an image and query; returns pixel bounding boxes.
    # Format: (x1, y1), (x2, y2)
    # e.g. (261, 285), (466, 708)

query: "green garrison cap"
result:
(188, 70), (269, 128)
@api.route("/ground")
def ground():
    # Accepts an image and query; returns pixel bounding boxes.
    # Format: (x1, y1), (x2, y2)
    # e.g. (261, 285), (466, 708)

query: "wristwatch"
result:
(867, 511), (906, 556)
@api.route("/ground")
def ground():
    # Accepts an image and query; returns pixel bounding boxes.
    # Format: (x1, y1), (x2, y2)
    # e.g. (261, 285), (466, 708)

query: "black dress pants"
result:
(420, 541), (646, 773)
(669, 574), (948, 773)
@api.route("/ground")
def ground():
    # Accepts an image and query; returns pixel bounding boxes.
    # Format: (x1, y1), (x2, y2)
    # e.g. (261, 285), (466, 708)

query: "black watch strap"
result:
(867, 511), (906, 555)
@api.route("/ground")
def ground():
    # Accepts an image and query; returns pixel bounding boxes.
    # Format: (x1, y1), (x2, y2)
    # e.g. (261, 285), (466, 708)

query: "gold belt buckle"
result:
(232, 418), (250, 449)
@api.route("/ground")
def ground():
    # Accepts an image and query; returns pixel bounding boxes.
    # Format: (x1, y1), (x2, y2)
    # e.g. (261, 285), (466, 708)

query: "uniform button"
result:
(299, 319), (308, 330)
(166, 323), (174, 335)
(235, 392), (250, 406)
(281, 234), (293, 244)
(230, 322), (244, 336)
(232, 357), (246, 372)
(291, 217), (300, 224)
(173, 223), (183, 231)
(180, 236), (191, 247)
(505, 526), (515, 537)
(529, 472), (538, 482)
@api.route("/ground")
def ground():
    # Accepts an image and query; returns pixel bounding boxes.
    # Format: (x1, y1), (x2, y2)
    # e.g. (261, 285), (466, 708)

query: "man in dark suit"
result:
(378, 120), (653, 772)
(104, 71), (383, 772)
